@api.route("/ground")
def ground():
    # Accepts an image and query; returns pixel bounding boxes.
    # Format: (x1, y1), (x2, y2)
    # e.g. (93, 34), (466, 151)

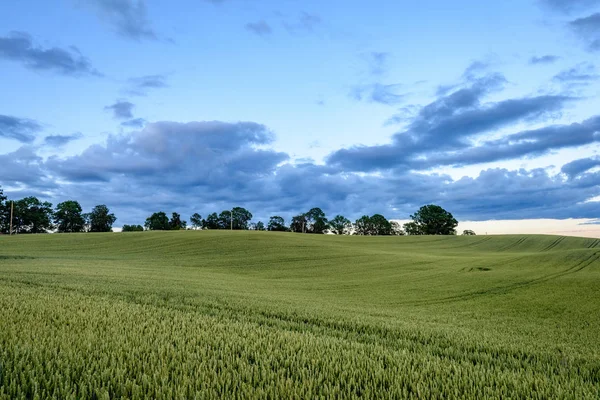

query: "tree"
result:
(406, 204), (458, 235)
(0, 186), (8, 233)
(306, 207), (328, 234)
(403, 221), (423, 236)
(145, 212), (170, 230)
(218, 210), (232, 229)
(268, 216), (286, 232)
(169, 212), (186, 230)
(329, 215), (351, 235)
(390, 221), (405, 236)
(232, 207), (253, 230)
(255, 221), (265, 231)
(11, 197), (54, 234)
(190, 213), (203, 230)
(354, 215), (373, 235)
(370, 214), (392, 235)
(204, 212), (220, 229)
(462, 229), (476, 236)
(87, 205), (117, 232)
(54, 200), (85, 233)
(122, 224), (144, 232)
(289, 214), (307, 233)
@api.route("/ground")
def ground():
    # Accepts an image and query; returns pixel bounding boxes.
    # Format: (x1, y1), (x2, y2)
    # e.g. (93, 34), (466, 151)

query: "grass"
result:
(0, 231), (599, 399)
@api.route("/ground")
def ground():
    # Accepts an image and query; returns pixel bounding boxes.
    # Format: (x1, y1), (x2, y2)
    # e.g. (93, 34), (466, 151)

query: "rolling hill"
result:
(0, 232), (599, 398)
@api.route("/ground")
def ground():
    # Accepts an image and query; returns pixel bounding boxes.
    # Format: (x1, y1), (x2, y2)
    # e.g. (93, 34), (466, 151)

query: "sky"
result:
(1, 0), (600, 234)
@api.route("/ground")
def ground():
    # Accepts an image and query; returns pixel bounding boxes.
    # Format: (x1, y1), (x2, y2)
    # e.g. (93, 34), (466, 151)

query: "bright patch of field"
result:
(0, 232), (599, 399)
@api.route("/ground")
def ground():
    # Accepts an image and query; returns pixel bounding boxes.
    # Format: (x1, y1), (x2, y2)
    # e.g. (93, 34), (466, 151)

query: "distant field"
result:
(0, 232), (599, 399)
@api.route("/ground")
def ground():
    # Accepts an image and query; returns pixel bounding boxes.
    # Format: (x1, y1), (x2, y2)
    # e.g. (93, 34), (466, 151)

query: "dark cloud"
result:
(529, 55), (561, 64)
(0, 146), (53, 189)
(104, 100), (135, 119)
(2, 114), (599, 224)
(245, 21), (272, 36)
(350, 83), (406, 105)
(46, 120), (287, 184)
(561, 156), (600, 177)
(84, 0), (157, 41)
(121, 118), (146, 128)
(553, 63), (599, 84)
(462, 61), (490, 80)
(569, 13), (600, 52)
(0, 114), (42, 143)
(541, 0), (600, 13)
(329, 73), (573, 171)
(125, 74), (168, 96)
(0, 31), (100, 76)
(44, 133), (83, 147)
(417, 115), (600, 168)
(284, 12), (322, 34)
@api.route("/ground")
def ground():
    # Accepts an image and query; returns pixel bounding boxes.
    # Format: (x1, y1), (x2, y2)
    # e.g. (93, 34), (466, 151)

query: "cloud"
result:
(2, 114), (599, 224)
(529, 55), (561, 64)
(284, 12), (322, 34)
(245, 21), (272, 36)
(328, 73), (574, 171)
(121, 118), (146, 128)
(104, 100), (135, 119)
(44, 133), (83, 147)
(0, 146), (53, 189)
(0, 31), (100, 77)
(84, 0), (157, 41)
(366, 52), (390, 76)
(553, 63), (599, 84)
(350, 83), (406, 105)
(569, 13), (600, 52)
(561, 156), (600, 177)
(125, 74), (168, 96)
(46, 120), (288, 184)
(540, 0), (600, 13)
(0, 114), (43, 143)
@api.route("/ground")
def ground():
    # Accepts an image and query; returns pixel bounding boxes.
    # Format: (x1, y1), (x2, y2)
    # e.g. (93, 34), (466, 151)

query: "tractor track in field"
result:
(541, 236), (566, 252)
(407, 250), (600, 306)
(498, 237), (528, 252)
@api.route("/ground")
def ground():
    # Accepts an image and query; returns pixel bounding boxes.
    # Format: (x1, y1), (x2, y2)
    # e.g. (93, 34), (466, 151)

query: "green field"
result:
(0, 232), (599, 399)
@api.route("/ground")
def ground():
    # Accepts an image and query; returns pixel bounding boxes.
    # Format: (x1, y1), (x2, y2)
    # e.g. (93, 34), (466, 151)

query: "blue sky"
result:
(1, 0), (600, 229)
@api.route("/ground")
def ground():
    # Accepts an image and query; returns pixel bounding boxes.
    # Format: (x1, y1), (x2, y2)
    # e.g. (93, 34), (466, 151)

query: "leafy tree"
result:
(54, 200), (85, 233)
(218, 210), (232, 229)
(255, 221), (265, 231)
(306, 207), (328, 234)
(406, 204), (458, 235)
(169, 212), (186, 230)
(354, 215), (373, 235)
(329, 215), (351, 235)
(268, 216), (287, 232)
(289, 214), (307, 233)
(87, 205), (116, 232)
(462, 229), (476, 236)
(232, 207), (253, 230)
(0, 186), (8, 233)
(12, 197), (54, 234)
(122, 224), (144, 232)
(390, 221), (405, 236)
(145, 212), (170, 231)
(204, 212), (220, 229)
(190, 213), (203, 230)
(403, 221), (423, 235)
(370, 214), (392, 235)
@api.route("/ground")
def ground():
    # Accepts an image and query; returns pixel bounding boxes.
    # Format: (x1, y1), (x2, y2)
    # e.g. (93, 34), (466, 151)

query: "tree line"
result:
(0, 187), (116, 234)
(1, 185), (466, 235)
(142, 205), (462, 235)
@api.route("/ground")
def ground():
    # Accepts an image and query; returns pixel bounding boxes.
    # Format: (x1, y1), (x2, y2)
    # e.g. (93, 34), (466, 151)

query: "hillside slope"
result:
(0, 232), (599, 398)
